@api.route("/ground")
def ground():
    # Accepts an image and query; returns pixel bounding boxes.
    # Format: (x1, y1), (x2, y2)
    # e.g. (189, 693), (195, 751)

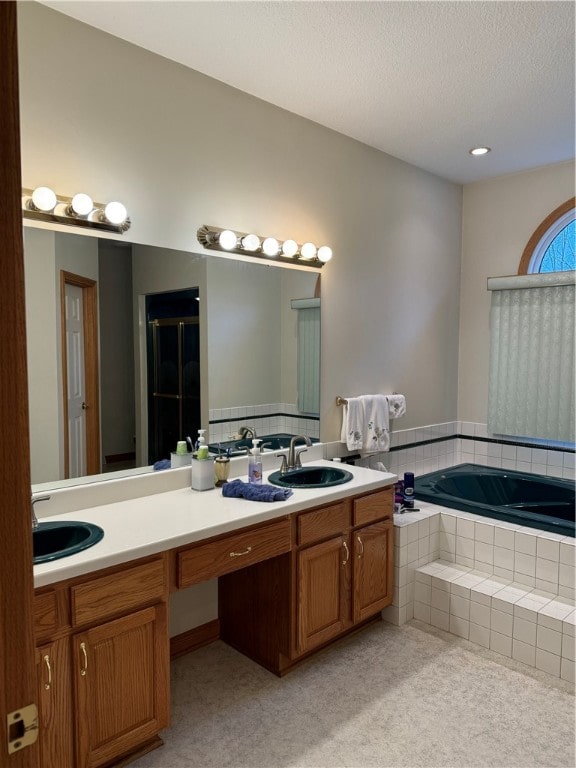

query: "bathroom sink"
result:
(33, 521), (104, 565)
(268, 465), (353, 489)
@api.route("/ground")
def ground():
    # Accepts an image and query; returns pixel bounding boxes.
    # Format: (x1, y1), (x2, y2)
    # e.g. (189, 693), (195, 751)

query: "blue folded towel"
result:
(153, 459), (172, 471)
(222, 478), (293, 502)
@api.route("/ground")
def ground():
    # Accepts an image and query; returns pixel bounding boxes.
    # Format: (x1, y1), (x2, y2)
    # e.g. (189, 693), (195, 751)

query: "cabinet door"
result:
(296, 536), (350, 655)
(353, 520), (394, 624)
(36, 637), (74, 768)
(73, 604), (169, 768)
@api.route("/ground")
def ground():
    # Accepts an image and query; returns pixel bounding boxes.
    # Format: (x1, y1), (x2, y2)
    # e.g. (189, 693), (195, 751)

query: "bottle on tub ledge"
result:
(248, 439), (263, 485)
(394, 471), (415, 513)
(402, 472), (415, 510)
(191, 428), (214, 491)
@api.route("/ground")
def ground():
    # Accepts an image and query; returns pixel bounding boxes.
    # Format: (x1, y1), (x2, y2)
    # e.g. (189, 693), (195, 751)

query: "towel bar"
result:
(336, 392), (399, 406)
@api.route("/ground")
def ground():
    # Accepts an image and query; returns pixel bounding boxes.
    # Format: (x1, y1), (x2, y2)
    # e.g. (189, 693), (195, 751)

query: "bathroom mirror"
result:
(24, 227), (320, 489)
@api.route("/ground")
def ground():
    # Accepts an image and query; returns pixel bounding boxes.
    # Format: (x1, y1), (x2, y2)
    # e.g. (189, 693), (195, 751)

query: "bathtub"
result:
(414, 463), (575, 537)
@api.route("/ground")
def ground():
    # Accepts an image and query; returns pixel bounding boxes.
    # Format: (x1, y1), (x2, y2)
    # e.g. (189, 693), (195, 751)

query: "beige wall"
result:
(24, 228), (99, 483)
(18, 2), (463, 444)
(458, 161), (575, 424)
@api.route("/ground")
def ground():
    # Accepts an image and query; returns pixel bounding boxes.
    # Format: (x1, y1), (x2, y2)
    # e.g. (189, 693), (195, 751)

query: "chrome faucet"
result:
(238, 425), (257, 440)
(31, 494), (50, 529)
(286, 435), (312, 471)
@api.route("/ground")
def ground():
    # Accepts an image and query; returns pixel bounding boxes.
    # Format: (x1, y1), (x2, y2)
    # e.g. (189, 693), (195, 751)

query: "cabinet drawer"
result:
(34, 589), (62, 639)
(297, 502), (349, 546)
(353, 487), (393, 527)
(71, 557), (166, 627)
(177, 518), (291, 588)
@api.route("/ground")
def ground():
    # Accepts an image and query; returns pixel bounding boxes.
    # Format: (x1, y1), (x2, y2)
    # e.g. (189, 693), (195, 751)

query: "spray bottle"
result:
(248, 439), (263, 484)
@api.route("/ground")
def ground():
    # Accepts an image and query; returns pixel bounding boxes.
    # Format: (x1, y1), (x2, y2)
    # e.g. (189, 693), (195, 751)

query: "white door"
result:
(66, 282), (87, 477)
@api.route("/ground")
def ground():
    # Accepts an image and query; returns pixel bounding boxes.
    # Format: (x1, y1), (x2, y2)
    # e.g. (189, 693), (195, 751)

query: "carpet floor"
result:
(133, 619), (575, 768)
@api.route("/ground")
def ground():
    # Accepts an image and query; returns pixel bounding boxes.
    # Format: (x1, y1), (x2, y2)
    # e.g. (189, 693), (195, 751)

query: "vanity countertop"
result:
(34, 461), (396, 588)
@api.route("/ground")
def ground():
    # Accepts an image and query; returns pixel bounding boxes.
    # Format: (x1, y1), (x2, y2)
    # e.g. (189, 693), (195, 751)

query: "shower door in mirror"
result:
(146, 289), (200, 464)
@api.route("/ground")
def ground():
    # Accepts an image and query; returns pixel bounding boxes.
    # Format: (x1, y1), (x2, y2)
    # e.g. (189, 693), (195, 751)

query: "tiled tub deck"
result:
(384, 503), (575, 684)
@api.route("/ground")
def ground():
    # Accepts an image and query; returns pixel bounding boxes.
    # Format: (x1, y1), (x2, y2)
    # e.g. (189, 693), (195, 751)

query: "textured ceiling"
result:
(40, 0), (575, 184)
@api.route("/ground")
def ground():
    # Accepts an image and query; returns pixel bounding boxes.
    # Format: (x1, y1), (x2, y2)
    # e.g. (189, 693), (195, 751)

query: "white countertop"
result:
(34, 461), (396, 588)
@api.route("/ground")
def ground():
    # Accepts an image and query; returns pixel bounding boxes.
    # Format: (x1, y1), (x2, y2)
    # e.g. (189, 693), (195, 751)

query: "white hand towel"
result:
(340, 397), (364, 451)
(361, 394), (390, 453)
(387, 394), (406, 419)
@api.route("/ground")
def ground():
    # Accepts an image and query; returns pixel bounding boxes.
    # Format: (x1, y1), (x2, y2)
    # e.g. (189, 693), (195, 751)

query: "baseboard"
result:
(170, 619), (220, 659)
(105, 451), (136, 464)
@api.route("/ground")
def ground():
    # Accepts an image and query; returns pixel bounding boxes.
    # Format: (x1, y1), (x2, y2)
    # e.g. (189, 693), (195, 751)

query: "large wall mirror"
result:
(25, 227), (321, 490)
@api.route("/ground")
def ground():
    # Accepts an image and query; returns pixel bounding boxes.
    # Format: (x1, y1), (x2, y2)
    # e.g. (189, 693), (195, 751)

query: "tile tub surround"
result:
(325, 419), (575, 480)
(383, 502), (576, 683)
(208, 402), (319, 444)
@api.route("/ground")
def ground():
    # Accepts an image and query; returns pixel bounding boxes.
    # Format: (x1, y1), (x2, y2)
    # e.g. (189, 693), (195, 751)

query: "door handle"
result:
(81, 402), (88, 410)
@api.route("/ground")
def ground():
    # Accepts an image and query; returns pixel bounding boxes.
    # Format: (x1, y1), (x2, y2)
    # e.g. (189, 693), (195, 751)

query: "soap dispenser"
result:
(248, 439), (263, 485)
(195, 429), (207, 455)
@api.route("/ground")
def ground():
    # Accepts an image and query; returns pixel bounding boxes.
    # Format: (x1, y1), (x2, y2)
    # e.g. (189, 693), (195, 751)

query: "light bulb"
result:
(70, 193), (93, 216)
(318, 245), (333, 263)
(262, 237), (279, 256)
(282, 239), (298, 258)
(469, 146), (491, 156)
(218, 230), (237, 250)
(300, 242), (317, 260)
(103, 201), (128, 225)
(31, 186), (57, 212)
(241, 234), (260, 252)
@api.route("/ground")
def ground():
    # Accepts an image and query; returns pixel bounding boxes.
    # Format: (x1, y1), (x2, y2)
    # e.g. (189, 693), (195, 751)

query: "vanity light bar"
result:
(22, 187), (131, 233)
(197, 225), (333, 268)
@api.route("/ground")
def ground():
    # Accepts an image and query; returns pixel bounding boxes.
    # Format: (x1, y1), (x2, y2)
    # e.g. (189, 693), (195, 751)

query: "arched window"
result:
(518, 197), (575, 274)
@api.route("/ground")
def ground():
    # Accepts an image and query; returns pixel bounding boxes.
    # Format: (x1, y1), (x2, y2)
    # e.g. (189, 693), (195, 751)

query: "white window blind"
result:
(291, 298), (320, 415)
(487, 272), (575, 443)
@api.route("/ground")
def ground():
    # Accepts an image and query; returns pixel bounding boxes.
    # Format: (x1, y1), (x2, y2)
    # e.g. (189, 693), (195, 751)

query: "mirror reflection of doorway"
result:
(60, 270), (100, 478)
(146, 289), (200, 463)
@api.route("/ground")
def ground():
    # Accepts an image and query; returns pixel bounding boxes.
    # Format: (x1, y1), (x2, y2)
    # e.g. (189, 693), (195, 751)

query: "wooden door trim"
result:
(0, 3), (41, 765)
(60, 271), (100, 477)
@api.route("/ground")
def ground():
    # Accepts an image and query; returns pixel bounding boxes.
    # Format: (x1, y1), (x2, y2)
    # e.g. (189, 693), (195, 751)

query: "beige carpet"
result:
(134, 620), (575, 768)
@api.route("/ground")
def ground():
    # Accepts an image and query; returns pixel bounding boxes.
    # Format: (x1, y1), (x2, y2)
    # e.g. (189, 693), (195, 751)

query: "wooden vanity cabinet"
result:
(73, 604), (168, 768)
(36, 636), (74, 768)
(220, 486), (394, 675)
(34, 555), (169, 768)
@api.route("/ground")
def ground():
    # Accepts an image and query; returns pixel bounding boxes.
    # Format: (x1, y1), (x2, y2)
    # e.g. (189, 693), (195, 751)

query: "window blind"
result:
(487, 272), (575, 443)
(291, 298), (320, 415)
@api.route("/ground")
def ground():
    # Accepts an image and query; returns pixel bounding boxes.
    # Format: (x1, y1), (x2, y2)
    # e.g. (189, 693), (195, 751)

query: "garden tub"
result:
(414, 463), (575, 537)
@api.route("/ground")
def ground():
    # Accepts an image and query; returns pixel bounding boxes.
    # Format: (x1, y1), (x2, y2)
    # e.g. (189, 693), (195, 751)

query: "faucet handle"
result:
(295, 448), (308, 468)
(31, 494), (51, 530)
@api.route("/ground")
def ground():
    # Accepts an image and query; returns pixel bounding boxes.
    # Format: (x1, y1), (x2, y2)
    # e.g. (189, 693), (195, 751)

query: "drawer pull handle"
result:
(43, 655), (52, 690)
(342, 540), (350, 566)
(357, 535), (364, 558)
(80, 642), (88, 677)
(229, 546), (252, 558)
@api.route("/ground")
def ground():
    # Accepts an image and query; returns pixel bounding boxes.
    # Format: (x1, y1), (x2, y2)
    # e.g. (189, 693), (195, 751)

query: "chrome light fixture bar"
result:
(22, 187), (131, 233)
(197, 225), (332, 268)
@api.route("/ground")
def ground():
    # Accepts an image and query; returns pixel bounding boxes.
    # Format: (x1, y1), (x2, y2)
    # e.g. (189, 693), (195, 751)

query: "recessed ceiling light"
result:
(469, 146), (491, 156)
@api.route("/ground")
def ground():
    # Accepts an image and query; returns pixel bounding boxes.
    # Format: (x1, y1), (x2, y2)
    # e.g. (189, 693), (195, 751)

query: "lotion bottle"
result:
(248, 439), (263, 484)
